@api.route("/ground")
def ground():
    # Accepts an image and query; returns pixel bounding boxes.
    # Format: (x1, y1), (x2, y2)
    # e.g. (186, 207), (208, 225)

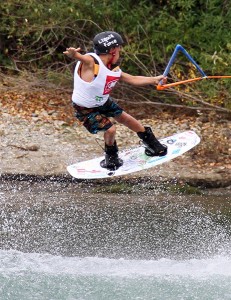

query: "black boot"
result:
(137, 126), (167, 156)
(100, 141), (123, 170)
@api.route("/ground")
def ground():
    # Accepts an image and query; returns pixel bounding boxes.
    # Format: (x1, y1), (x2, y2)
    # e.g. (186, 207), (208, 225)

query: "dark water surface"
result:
(0, 179), (231, 300)
(0, 179), (230, 259)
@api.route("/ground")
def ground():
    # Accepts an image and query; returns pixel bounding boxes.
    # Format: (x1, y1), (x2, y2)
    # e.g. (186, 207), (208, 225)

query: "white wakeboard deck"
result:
(67, 130), (200, 179)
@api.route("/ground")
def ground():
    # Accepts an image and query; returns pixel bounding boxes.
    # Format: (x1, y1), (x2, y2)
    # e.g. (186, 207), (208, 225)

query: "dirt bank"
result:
(0, 87), (230, 188)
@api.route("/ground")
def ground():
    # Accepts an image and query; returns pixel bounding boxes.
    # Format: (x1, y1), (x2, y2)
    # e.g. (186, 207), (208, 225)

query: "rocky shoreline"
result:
(0, 104), (230, 189)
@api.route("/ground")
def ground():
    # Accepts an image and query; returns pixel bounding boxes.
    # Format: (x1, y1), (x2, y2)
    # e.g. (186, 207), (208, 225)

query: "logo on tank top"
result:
(103, 75), (120, 95)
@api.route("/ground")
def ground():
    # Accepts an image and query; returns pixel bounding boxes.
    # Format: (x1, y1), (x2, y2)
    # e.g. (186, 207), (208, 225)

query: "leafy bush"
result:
(0, 0), (230, 109)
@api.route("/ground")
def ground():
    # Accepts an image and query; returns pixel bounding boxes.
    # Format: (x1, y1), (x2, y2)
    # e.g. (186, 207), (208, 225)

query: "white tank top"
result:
(72, 52), (122, 108)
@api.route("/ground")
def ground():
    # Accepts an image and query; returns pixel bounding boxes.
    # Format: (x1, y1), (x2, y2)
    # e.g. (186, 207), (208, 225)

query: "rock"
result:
(220, 128), (231, 139)
(197, 115), (209, 123)
(26, 144), (40, 151)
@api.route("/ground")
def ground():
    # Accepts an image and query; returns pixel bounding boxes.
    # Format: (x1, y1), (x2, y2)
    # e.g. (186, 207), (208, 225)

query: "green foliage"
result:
(0, 0), (230, 109)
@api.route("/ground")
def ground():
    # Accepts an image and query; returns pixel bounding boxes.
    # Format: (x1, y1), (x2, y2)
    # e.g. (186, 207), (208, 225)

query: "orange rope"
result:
(157, 76), (231, 90)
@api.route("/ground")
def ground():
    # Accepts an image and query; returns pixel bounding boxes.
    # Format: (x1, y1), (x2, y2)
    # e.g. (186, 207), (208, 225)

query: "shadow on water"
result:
(0, 179), (231, 260)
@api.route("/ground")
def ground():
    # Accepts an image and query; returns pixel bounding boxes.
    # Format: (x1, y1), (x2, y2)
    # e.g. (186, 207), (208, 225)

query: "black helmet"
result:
(93, 31), (124, 54)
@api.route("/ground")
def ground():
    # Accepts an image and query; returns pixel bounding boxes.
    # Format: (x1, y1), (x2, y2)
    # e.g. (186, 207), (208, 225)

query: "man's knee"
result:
(105, 124), (116, 135)
(114, 112), (127, 123)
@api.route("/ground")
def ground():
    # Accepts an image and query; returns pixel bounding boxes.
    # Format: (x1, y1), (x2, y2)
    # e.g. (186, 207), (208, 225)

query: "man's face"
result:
(110, 46), (122, 64)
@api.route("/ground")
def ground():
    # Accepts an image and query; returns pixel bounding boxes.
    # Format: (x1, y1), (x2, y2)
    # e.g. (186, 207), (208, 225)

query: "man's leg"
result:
(104, 124), (116, 146)
(114, 111), (145, 132)
(115, 112), (167, 156)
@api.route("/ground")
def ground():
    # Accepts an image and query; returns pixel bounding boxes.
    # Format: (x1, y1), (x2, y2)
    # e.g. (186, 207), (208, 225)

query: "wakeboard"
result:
(67, 130), (200, 179)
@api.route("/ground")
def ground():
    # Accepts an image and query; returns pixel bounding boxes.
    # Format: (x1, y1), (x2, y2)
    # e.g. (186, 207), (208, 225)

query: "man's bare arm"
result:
(121, 72), (166, 86)
(63, 47), (94, 65)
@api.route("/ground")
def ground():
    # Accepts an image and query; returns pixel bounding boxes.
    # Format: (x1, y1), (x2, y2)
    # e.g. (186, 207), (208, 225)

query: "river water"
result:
(0, 179), (231, 300)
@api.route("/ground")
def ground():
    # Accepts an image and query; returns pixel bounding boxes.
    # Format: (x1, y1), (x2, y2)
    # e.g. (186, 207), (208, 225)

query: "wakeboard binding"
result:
(137, 126), (168, 157)
(100, 141), (123, 170)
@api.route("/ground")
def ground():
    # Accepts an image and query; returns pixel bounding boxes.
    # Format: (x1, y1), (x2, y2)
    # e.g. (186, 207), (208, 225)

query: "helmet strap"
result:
(107, 50), (116, 69)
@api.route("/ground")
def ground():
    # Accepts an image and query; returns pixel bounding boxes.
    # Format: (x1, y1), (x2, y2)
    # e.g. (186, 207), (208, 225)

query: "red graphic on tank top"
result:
(103, 75), (120, 95)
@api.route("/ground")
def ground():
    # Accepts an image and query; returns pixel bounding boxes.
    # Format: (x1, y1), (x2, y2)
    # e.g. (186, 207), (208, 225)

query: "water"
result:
(1, 250), (231, 300)
(0, 179), (231, 299)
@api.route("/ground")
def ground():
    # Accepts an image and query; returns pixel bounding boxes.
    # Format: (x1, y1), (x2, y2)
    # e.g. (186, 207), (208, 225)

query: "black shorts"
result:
(73, 97), (123, 134)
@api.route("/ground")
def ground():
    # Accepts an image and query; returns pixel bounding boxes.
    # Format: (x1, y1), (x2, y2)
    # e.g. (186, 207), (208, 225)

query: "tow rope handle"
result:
(157, 44), (207, 90)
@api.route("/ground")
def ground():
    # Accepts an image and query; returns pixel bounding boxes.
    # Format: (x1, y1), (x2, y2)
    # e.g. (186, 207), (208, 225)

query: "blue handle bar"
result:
(162, 44), (207, 79)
